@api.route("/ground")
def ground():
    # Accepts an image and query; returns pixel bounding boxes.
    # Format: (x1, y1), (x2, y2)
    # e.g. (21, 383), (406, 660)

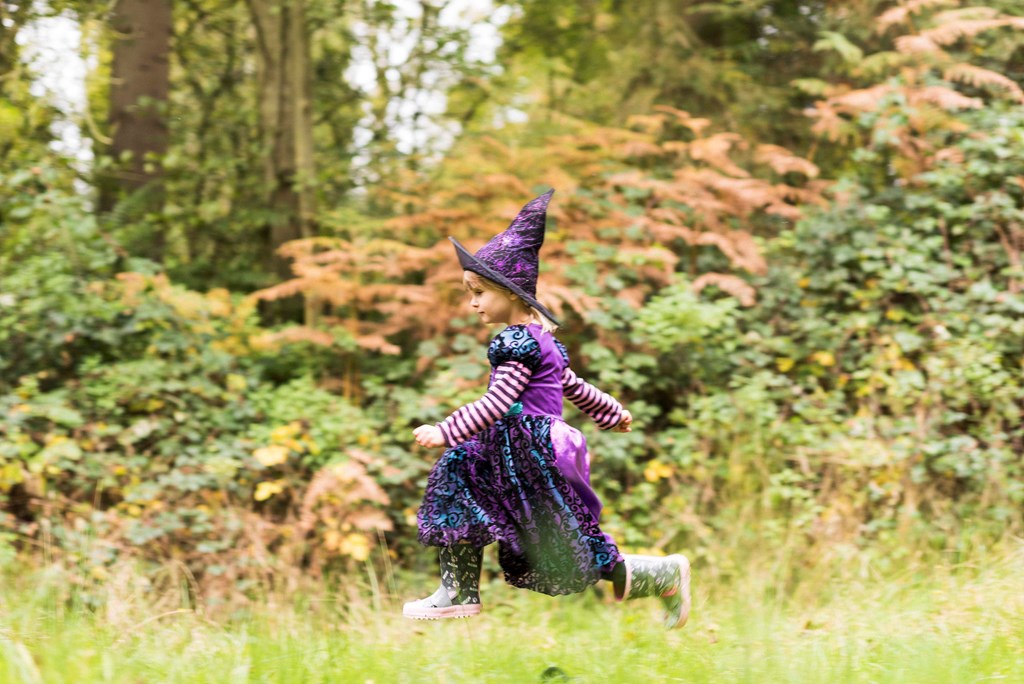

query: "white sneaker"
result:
(402, 585), (482, 620)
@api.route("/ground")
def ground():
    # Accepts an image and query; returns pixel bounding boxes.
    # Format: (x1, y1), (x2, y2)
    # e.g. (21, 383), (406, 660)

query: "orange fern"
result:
(944, 63), (1024, 102)
(691, 273), (757, 307)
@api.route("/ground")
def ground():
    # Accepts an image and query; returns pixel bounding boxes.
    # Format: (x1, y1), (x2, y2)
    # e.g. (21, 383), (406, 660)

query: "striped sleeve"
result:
(436, 361), (533, 446)
(561, 367), (624, 430)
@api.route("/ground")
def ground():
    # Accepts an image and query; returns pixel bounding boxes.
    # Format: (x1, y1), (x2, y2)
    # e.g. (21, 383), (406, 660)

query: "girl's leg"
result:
(403, 544), (484, 620)
(602, 562), (627, 597)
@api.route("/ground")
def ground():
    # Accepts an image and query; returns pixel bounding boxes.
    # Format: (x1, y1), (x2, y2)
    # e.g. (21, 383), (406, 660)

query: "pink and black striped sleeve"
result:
(561, 367), (624, 430)
(436, 361), (533, 446)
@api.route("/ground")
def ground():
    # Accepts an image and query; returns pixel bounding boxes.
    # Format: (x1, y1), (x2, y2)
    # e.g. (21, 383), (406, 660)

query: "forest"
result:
(1, 0), (1023, 681)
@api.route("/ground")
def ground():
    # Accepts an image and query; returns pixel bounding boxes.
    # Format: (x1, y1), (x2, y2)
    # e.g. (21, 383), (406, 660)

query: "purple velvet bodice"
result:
(487, 324), (565, 417)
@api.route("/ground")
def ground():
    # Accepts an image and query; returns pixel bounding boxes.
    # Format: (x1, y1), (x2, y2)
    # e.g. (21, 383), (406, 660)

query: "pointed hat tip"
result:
(529, 187), (555, 208)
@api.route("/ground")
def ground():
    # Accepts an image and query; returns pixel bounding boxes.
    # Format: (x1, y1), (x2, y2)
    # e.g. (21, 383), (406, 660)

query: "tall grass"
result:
(1, 539), (1021, 683)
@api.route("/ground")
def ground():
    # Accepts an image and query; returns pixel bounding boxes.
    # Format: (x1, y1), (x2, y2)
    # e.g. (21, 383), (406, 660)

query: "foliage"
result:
(616, 2), (1024, 557)
(0, 163), (126, 389)
(496, 0), (887, 150)
(74, 0), (504, 291)
(261, 104), (822, 358)
(2, 0), (1023, 603)
(0, 205), (412, 590)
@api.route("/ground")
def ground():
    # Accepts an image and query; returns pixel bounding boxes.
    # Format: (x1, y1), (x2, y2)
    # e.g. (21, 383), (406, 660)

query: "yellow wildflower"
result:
(253, 445), (289, 467)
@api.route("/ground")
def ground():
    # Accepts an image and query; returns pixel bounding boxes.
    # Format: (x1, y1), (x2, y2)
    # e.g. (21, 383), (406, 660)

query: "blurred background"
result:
(1, 0), (1023, 677)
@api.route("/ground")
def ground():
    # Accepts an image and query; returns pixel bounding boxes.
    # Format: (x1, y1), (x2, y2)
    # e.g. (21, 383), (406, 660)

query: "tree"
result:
(247, 0), (317, 281)
(100, 0), (172, 263)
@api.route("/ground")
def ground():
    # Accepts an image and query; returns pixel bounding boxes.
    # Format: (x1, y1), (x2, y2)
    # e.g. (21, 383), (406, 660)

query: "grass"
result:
(1, 543), (1022, 683)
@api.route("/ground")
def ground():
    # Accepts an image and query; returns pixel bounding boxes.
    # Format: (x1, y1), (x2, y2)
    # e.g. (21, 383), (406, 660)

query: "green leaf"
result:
(812, 31), (863, 64)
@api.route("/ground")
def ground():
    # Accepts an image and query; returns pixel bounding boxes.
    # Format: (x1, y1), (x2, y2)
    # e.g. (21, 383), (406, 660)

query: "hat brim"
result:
(449, 237), (561, 327)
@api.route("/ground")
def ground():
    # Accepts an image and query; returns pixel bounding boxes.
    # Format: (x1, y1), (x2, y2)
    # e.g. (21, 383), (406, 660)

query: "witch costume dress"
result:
(417, 321), (626, 595)
(406, 190), (691, 628)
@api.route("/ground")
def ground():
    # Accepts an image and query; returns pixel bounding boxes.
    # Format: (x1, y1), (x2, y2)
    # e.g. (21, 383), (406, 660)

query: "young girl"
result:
(405, 190), (690, 629)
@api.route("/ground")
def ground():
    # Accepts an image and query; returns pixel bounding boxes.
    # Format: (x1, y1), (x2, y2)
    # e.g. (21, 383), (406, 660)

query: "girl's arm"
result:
(435, 361), (534, 446)
(561, 367), (625, 430)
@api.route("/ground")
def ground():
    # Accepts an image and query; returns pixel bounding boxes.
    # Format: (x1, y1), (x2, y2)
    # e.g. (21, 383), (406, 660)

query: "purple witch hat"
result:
(450, 189), (560, 325)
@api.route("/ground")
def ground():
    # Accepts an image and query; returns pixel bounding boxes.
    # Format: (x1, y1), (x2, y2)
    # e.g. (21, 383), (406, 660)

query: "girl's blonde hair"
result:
(463, 270), (559, 333)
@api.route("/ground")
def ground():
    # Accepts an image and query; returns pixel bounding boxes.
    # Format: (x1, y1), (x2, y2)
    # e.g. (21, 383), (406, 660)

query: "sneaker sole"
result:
(402, 604), (482, 620)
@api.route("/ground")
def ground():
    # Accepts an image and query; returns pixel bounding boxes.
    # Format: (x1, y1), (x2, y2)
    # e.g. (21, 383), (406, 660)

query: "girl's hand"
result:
(413, 424), (446, 448)
(613, 409), (633, 433)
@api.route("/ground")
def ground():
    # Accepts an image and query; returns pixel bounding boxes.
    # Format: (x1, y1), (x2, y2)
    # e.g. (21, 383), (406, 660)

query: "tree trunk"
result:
(100, 0), (172, 262)
(248, 0), (316, 284)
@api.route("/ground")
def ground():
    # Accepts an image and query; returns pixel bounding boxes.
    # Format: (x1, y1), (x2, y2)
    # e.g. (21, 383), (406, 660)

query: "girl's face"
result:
(464, 272), (522, 325)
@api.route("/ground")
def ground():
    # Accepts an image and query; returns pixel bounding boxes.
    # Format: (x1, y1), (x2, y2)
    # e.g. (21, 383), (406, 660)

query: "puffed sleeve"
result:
(487, 325), (543, 372)
(553, 338), (571, 369)
(435, 326), (541, 447)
